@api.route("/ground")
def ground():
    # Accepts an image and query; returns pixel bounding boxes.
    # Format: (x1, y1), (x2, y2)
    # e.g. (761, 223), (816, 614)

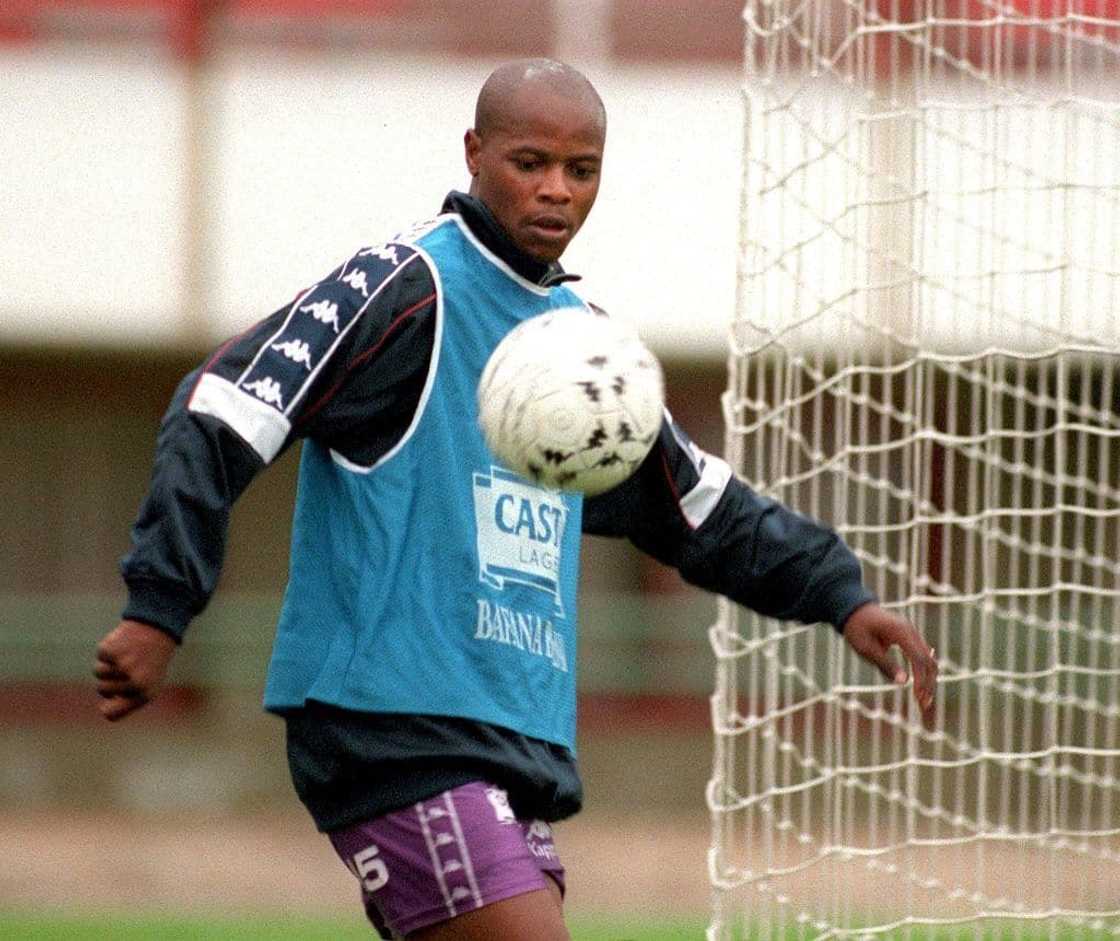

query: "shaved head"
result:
(474, 59), (606, 140)
(464, 59), (606, 263)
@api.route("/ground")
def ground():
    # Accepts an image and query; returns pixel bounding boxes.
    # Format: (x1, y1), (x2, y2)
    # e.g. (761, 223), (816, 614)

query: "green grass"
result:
(0, 913), (706, 940)
(0, 913), (1107, 940)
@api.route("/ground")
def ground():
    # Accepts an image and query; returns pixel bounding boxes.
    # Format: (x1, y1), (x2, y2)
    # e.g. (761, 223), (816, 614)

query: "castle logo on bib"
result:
(472, 466), (567, 614)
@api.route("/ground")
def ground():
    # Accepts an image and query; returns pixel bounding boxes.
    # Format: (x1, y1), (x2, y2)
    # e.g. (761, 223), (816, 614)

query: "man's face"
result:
(465, 85), (604, 264)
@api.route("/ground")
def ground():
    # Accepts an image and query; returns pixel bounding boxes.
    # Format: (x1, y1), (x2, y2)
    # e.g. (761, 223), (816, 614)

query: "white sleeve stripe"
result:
(679, 451), (733, 530)
(188, 373), (291, 463)
(283, 255), (420, 417)
(235, 283), (319, 388)
(335, 246), (365, 281)
(233, 249), (416, 416)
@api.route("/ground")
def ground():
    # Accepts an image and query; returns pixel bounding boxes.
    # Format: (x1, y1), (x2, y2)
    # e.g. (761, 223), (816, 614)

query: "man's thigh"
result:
(329, 781), (567, 940)
(411, 883), (566, 941)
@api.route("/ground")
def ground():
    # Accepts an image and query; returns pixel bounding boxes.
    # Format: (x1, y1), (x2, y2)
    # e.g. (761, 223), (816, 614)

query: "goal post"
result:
(710, 1), (1120, 937)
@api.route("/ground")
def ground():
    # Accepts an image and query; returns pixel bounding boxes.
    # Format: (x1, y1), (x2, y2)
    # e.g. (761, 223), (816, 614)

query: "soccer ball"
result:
(478, 308), (664, 496)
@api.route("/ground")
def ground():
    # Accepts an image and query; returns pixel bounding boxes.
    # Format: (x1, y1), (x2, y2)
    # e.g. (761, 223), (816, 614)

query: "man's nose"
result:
(537, 165), (571, 203)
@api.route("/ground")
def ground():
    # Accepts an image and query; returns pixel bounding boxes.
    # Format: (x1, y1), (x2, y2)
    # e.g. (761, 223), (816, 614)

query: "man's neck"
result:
(440, 191), (579, 288)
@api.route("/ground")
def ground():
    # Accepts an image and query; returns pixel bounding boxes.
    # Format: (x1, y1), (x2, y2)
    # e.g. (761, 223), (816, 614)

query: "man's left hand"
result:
(842, 603), (938, 730)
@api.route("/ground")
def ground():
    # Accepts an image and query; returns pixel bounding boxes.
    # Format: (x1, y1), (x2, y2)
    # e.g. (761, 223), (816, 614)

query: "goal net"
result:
(710, 1), (1120, 937)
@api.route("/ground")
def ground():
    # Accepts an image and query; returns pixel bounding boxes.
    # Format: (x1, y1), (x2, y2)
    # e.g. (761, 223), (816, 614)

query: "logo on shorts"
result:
(527, 821), (552, 840)
(485, 787), (517, 825)
(526, 820), (557, 861)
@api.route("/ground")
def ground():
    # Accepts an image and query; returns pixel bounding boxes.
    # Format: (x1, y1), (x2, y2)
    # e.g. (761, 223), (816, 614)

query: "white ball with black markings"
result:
(478, 308), (664, 496)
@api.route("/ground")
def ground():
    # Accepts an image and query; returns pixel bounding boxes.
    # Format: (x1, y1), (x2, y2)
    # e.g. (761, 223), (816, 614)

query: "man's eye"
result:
(516, 158), (540, 171)
(570, 165), (596, 180)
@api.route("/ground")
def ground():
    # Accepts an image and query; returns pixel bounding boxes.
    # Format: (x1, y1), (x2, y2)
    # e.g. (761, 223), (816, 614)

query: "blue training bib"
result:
(264, 215), (589, 750)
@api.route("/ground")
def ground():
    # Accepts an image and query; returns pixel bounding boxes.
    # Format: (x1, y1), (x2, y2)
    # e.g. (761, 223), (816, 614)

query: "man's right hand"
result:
(94, 619), (178, 721)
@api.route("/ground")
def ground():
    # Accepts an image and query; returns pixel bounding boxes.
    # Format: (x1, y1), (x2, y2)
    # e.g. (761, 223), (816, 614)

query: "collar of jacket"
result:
(441, 191), (583, 289)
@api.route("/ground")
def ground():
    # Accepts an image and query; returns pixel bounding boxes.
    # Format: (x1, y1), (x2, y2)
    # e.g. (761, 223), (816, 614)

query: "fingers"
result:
(95, 679), (144, 699)
(843, 616), (907, 685)
(843, 604), (938, 730)
(93, 659), (128, 681)
(98, 693), (148, 722)
(873, 642), (938, 731)
(906, 644), (939, 730)
(93, 662), (145, 712)
(92, 644), (150, 719)
(865, 641), (908, 687)
(93, 652), (135, 689)
(886, 633), (937, 730)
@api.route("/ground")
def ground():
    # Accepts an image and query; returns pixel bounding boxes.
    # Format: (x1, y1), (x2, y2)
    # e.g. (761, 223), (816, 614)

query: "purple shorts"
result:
(328, 781), (565, 938)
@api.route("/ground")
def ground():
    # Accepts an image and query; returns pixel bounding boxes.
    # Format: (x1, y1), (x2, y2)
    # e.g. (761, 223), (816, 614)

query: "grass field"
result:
(0, 913), (1109, 940)
(0, 913), (706, 940)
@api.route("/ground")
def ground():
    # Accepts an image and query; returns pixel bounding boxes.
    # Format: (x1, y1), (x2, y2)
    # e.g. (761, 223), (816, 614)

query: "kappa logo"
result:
(472, 466), (567, 614)
(525, 820), (556, 860)
(358, 244), (399, 266)
(271, 338), (313, 370)
(485, 787), (517, 825)
(243, 376), (284, 408)
(300, 299), (340, 333)
(341, 268), (370, 298)
(527, 821), (552, 839)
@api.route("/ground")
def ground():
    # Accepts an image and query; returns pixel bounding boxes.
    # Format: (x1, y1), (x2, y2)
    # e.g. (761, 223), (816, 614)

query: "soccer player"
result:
(93, 59), (938, 940)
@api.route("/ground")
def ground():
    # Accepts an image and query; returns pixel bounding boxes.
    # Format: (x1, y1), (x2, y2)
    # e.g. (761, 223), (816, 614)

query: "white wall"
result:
(0, 44), (742, 359)
(7, 44), (1111, 362)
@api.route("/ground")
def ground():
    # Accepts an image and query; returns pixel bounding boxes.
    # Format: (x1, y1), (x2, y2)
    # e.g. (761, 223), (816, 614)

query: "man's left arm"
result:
(583, 413), (937, 727)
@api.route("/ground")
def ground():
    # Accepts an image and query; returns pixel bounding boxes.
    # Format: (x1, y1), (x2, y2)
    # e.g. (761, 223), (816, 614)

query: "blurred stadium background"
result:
(6, 3), (1119, 939)
(0, 1), (742, 937)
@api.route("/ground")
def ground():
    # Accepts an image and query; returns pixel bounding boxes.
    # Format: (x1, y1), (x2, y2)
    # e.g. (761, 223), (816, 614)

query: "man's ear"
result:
(464, 129), (482, 177)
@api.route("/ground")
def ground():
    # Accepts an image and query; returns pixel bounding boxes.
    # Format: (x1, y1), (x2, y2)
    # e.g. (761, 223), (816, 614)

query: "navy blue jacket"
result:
(120, 192), (874, 830)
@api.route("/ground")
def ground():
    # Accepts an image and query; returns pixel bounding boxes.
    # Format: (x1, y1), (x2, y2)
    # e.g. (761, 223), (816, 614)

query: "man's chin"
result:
(528, 247), (565, 264)
(517, 230), (570, 264)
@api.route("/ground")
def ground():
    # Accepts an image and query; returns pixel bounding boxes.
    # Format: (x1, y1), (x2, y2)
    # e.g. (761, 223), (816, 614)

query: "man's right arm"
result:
(97, 323), (286, 720)
(119, 359), (271, 642)
(96, 244), (438, 719)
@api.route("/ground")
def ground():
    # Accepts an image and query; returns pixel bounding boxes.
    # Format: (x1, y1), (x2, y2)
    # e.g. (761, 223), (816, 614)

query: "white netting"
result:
(710, 1), (1120, 937)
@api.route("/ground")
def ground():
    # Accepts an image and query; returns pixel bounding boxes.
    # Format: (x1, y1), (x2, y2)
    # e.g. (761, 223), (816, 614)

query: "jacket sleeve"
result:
(120, 244), (437, 640)
(581, 412), (875, 630)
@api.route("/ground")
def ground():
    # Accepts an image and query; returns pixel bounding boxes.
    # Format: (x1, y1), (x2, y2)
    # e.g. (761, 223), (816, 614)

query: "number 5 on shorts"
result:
(348, 843), (389, 892)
